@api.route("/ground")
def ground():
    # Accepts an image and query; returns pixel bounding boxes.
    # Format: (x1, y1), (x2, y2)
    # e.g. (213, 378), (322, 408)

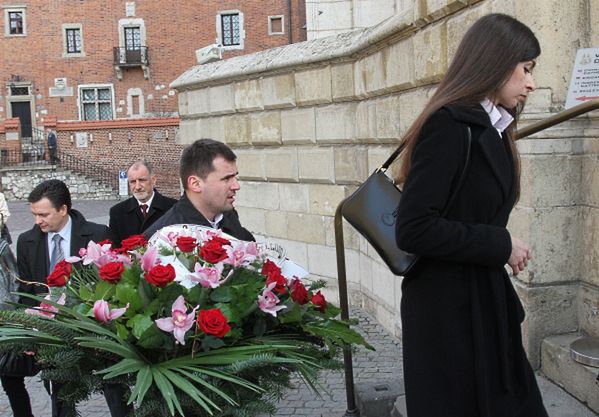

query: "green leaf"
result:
(210, 286), (232, 303)
(129, 365), (152, 407)
(128, 314), (154, 339)
(116, 322), (129, 340)
(79, 285), (92, 301)
(151, 367), (181, 416)
(94, 280), (116, 301)
(304, 320), (374, 350)
(187, 285), (209, 306)
(200, 336), (225, 351)
(252, 316), (267, 337)
(137, 324), (171, 349)
(115, 284), (144, 311)
(176, 253), (193, 271)
(98, 357), (144, 379)
(161, 368), (218, 415)
(156, 283), (185, 305)
(137, 278), (155, 308)
(278, 302), (303, 324)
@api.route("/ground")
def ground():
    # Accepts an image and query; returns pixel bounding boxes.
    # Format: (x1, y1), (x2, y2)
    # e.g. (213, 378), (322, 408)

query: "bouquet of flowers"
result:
(0, 225), (371, 417)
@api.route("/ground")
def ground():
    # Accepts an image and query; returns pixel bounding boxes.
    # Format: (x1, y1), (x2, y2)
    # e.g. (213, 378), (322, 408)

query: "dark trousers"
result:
(48, 147), (57, 165)
(45, 380), (132, 417)
(0, 375), (34, 417)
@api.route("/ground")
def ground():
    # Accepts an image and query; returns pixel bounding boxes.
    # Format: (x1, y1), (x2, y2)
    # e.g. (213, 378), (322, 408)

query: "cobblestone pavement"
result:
(2, 200), (598, 417)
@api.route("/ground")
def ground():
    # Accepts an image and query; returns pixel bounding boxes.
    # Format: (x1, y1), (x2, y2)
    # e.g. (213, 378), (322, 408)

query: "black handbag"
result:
(341, 126), (472, 276)
(0, 352), (41, 377)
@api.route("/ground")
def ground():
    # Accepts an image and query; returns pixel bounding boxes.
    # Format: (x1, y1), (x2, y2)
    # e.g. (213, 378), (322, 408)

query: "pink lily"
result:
(24, 293), (66, 319)
(139, 245), (160, 272)
(224, 241), (259, 268)
(258, 283), (287, 317)
(66, 241), (111, 265)
(155, 296), (199, 345)
(188, 262), (226, 288)
(93, 300), (129, 323)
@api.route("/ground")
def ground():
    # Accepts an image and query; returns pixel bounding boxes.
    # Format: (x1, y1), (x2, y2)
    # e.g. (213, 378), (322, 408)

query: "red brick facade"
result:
(0, 0), (306, 197)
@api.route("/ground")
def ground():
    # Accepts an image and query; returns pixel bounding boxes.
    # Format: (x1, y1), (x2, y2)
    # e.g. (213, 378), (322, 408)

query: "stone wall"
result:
(1, 166), (118, 201)
(171, 0), (599, 374)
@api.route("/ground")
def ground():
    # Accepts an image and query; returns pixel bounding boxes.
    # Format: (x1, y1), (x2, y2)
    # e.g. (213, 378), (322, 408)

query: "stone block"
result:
(425, 0), (469, 22)
(519, 154), (582, 207)
(295, 67), (333, 106)
(581, 207), (599, 288)
(368, 145), (399, 173)
(324, 217), (360, 251)
(279, 183), (309, 213)
(178, 119), (200, 145)
(224, 114), (251, 146)
(331, 62), (356, 101)
(513, 280), (578, 368)
(578, 284), (599, 338)
(187, 87), (210, 116)
(262, 73), (296, 109)
(236, 149), (266, 181)
(582, 154), (599, 207)
(269, 237), (308, 269)
(298, 146), (335, 183)
(264, 210), (288, 239)
(281, 107), (316, 144)
(356, 100), (377, 140)
(236, 181), (279, 210)
(386, 38), (415, 91)
(541, 333), (599, 414)
(289, 214), (326, 245)
(398, 88), (433, 136)
(250, 111), (282, 145)
(178, 91), (189, 116)
(413, 21), (447, 85)
(196, 116), (225, 142)
(306, 243), (337, 277)
(359, 50), (387, 96)
(376, 95), (401, 140)
(509, 206), (583, 285)
(356, 379), (404, 417)
(315, 103), (357, 143)
(334, 147), (368, 183)
(308, 184), (346, 216)
(209, 84), (235, 115)
(264, 147), (299, 182)
(235, 206), (265, 236)
(391, 395), (408, 417)
(234, 78), (263, 112)
(359, 253), (374, 293)
(372, 259), (398, 308)
(306, 0), (352, 32)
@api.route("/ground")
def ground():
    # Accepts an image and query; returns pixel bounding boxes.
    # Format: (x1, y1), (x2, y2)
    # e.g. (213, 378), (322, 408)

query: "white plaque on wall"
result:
(565, 48), (599, 109)
(76, 132), (88, 148)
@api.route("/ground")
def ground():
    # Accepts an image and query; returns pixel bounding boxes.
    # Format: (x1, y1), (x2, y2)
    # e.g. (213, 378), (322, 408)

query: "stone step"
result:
(541, 332), (599, 414)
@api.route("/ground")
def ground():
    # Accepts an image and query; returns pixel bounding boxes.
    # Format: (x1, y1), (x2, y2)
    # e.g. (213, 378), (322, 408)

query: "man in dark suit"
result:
(17, 179), (131, 417)
(109, 160), (176, 248)
(144, 139), (254, 241)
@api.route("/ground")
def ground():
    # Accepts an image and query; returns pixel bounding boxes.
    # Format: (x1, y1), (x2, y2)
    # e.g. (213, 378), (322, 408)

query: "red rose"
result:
(97, 239), (112, 247)
(290, 279), (309, 305)
(176, 236), (197, 253)
(144, 264), (176, 287)
(266, 270), (287, 295)
(98, 262), (125, 284)
(120, 234), (147, 250)
(261, 259), (281, 277)
(211, 235), (231, 246)
(311, 290), (327, 312)
(199, 238), (229, 264)
(46, 260), (72, 287)
(197, 308), (230, 338)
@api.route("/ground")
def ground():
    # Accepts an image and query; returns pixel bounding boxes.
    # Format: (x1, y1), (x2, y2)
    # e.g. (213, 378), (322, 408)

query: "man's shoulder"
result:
(110, 197), (135, 214)
(153, 191), (178, 209)
(17, 226), (42, 244)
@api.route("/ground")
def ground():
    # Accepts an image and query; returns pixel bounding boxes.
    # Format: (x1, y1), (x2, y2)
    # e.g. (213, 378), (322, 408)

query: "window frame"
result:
(268, 15), (285, 35)
(4, 7), (27, 37)
(78, 84), (115, 121)
(62, 23), (85, 57)
(216, 10), (244, 50)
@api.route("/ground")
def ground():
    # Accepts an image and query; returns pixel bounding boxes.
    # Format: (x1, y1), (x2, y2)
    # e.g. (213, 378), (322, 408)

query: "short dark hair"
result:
(28, 179), (72, 211)
(180, 139), (237, 190)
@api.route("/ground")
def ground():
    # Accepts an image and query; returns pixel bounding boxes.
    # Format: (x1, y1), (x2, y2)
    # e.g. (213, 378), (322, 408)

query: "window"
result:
(66, 28), (81, 53)
(80, 86), (113, 121)
(4, 8), (26, 36)
(268, 16), (284, 35)
(216, 11), (244, 50)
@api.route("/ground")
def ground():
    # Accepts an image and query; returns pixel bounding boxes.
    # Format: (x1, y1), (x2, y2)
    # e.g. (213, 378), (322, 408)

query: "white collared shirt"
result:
(480, 98), (514, 138)
(47, 215), (73, 259)
(208, 213), (224, 229)
(137, 191), (155, 211)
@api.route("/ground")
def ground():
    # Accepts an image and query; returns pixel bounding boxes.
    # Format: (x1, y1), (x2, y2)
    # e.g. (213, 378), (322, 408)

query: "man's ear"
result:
(187, 175), (203, 193)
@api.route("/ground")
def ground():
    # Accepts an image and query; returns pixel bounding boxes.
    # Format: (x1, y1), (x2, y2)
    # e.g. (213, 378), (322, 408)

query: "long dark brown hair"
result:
(397, 13), (540, 200)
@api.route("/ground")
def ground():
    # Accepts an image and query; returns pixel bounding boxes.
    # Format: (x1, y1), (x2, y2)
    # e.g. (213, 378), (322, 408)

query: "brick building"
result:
(0, 0), (306, 197)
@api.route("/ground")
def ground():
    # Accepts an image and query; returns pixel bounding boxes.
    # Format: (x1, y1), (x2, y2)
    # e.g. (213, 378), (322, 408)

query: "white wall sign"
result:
(565, 48), (599, 109)
(119, 170), (129, 196)
(76, 132), (88, 148)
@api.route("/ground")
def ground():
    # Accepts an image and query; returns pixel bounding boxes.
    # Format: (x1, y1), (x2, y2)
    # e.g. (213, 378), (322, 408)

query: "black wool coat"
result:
(16, 209), (109, 306)
(143, 194), (255, 242)
(395, 104), (548, 417)
(108, 190), (177, 248)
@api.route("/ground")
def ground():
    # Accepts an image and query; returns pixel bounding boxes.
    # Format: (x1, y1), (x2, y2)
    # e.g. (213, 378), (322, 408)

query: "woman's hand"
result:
(508, 237), (532, 276)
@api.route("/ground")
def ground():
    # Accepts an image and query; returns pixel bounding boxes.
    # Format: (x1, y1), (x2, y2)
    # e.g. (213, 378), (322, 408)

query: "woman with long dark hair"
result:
(395, 14), (548, 417)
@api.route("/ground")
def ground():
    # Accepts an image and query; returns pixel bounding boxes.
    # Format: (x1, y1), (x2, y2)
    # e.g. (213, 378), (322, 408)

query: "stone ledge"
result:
(541, 333), (599, 414)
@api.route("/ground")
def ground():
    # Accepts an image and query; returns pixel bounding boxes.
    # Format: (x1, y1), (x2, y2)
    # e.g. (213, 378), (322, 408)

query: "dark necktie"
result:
(140, 204), (148, 218)
(50, 234), (64, 272)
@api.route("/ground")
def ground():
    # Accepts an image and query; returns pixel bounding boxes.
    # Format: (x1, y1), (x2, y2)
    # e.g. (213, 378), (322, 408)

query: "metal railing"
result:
(333, 98), (599, 417)
(113, 46), (149, 66)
